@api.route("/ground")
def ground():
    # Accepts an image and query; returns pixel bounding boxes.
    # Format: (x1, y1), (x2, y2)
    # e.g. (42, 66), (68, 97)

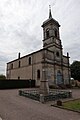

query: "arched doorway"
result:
(57, 70), (62, 85)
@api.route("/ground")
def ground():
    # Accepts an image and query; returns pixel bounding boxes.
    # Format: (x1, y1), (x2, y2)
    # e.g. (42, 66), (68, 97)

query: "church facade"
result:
(6, 8), (71, 86)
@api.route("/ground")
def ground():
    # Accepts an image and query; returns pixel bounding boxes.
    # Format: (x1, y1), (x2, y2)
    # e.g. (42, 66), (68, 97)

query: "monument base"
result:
(39, 80), (49, 95)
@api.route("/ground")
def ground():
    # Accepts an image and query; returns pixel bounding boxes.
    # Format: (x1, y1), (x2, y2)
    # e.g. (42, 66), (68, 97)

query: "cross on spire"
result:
(49, 5), (52, 18)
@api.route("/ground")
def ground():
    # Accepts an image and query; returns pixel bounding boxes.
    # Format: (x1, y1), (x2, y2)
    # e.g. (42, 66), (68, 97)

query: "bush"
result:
(66, 84), (72, 88)
(0, 74), (6, 80)
(49, 85), (59, 89)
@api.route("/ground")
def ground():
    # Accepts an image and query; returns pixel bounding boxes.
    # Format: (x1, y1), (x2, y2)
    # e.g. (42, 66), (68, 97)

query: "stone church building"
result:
(6, 8), (71, 86)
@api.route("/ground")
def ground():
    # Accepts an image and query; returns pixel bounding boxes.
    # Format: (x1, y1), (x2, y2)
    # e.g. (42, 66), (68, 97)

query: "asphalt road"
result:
(0, 89), (80, 120)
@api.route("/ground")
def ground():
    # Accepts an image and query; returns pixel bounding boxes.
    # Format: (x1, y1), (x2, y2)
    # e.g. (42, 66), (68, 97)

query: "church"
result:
(6, 8), (71, 86)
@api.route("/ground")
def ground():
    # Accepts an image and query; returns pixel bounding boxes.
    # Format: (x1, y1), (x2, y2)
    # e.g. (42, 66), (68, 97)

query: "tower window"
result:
(29, 57), (31, 65)
(37, 69), (40, 79)
(54, 29), (58, 37)
(56, 51), (59, 57)
(19, 61), (21, 68)
(46, 29), (49, 38)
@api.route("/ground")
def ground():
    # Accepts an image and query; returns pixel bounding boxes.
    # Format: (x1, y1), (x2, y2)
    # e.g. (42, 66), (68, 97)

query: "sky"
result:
(0, 0), (80, 75)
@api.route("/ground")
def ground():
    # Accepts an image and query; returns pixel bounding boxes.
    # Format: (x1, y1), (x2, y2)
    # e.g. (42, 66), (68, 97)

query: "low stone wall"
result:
(19, 90), (72, 103)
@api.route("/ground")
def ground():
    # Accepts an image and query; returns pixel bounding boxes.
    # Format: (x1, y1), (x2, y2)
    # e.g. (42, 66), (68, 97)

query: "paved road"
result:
(0, 89), (80, 120)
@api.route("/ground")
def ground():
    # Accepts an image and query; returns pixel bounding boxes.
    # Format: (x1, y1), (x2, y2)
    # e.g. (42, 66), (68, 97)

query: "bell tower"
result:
(41, 6), (66, 85)
(42, 6), (62, 54)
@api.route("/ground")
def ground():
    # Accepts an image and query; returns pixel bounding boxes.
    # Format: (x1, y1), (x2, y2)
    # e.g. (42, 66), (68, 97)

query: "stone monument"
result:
(39, 68), (49, 95)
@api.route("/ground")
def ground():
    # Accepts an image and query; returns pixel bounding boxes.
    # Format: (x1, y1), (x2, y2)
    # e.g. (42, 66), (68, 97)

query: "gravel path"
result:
(0, 89), (80, 120)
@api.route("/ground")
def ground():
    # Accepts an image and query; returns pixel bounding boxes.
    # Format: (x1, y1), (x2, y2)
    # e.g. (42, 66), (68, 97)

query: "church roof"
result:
(42, 17), (60, 27)
(42, 5), (60, 27)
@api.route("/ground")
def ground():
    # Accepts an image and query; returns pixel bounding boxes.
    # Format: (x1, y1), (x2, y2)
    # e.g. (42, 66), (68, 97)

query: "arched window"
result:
(11, 63), (13, 69)
(54, 29), (58, 37)
(46, 29), (49, 38)
(37, 69), (40, 79)
(19, 61), (21, 68)
(29, 57), (31, 65)
(56, 51), (59, 57)
(18, 76), (20, 80)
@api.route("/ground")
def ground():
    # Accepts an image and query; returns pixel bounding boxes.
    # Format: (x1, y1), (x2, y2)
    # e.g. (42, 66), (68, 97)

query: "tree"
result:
(71, 61), (80, 81)
(0, 74), (6, 80)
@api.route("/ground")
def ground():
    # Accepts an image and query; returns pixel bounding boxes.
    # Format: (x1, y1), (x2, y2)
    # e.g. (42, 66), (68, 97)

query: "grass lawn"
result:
(63, 99), (80, 111)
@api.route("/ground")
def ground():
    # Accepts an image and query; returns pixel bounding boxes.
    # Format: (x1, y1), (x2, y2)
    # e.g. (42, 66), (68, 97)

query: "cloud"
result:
(0, 0), (80, 74)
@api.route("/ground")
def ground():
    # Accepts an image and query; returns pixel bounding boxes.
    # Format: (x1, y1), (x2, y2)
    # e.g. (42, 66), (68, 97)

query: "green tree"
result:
(0, 74), (6, 80)
(71, 61), (80, 81)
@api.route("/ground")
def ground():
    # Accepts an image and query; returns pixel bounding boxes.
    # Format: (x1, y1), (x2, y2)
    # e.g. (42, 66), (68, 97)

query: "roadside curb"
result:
(51, 104), (80, 113)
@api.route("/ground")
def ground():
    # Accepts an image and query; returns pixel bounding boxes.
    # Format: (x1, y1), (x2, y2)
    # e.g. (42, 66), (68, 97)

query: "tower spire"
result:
(49, 5), (52, 18)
